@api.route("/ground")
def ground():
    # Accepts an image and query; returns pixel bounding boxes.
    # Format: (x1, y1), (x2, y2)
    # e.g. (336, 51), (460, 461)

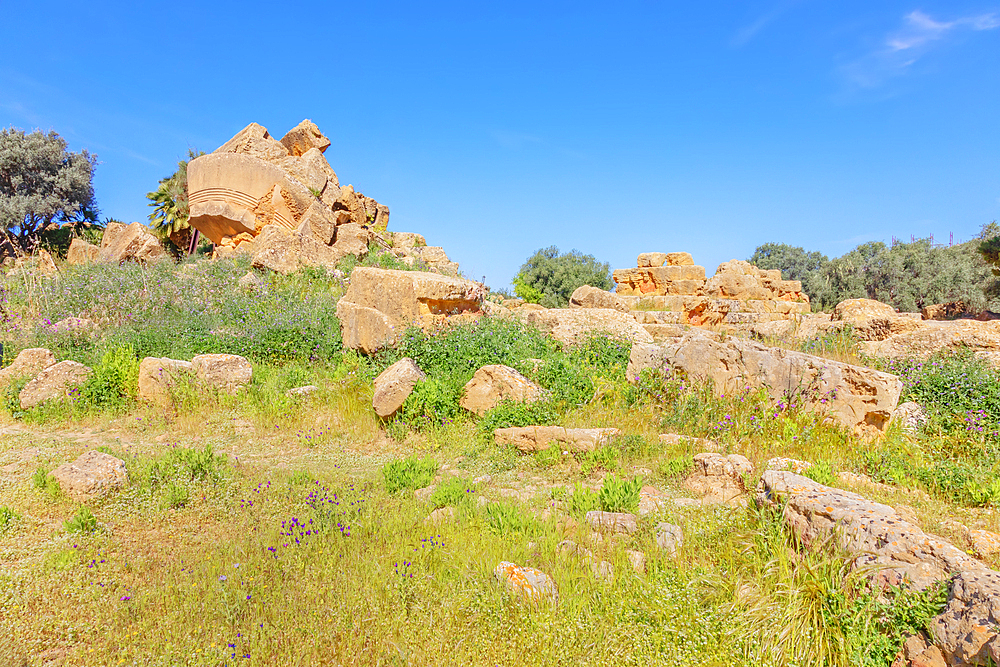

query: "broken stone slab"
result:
(494, 561), (558, 603)
(628, 333), (903, 437)
(98, 222), (167, 265)
(494, 426), (621, 453)
(638, 485), (670, 516)
(66, 238), (100, 265)
(586, 510), (638, 534)
(637, 251), (695, 268)
(137, 357), (195, 407)
(337, 267), (483, 353)
(51, 450), (128, 500)
(569, 285), (630, 312)
(757, 470), (1000, 666)
(191, 354), (252, 393)
(19, 360), (92, 410)
(279, 119), (330, 157)
(372, 357), (425, 418)
(683, 453), (753, 505)
(518, 307), (654, 347)
(0, 348), (56, 387)
(214, 121), (290, 163)
(459, 364), (544, 415)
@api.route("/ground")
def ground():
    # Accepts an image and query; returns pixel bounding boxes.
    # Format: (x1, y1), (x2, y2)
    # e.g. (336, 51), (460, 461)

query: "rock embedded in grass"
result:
(0, 348), (55, 388)
(683, 453), (753, 506)
(459, 364), (544, 415)
(51, 450), (128, 500)
(585, 511), (639, 535)
(138, 357), (195, 407)
(655, 523), (684, 557)
(372, 357), (425, 418)
(191, 354), (252, 394)
(493, 561), (558, 603)
(19, 360), (92, 409)
(286, 385), (319, 397)
(493, 426), (621, 453)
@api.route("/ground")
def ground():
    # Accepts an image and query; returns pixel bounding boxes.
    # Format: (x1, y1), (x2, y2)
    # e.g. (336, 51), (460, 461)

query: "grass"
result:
(0, 257), (996, 664)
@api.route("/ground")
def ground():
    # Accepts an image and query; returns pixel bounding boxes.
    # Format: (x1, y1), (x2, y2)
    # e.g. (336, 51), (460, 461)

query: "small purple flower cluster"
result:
(240, 481), (271, 509)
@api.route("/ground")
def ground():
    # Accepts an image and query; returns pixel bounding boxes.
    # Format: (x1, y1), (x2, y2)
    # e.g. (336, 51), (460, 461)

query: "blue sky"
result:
(3, 1), (998, 288)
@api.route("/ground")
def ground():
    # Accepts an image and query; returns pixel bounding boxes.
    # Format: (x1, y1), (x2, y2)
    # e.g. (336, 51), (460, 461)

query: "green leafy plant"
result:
(533, 444), (561, 467)
(598, 473), (642, 513)
(512, 246), (613, 308)
(429, 477), (476, 509)
(580, 444), (620, 474)
(660, 453), (695, 478)
(484, 502), (538, 536)
(478, 399), (559, 439)
(399, 378), (463, 429)
(148, 444), (225, 489)
(161, 481), (190, 509)
(803, 460), (837, 487)
(81, 344), (140, 409)
(0, 505), (19, 532)
(382, 456), (439, 494)
(64, 506), (98, 534)
(32, 467), (61, 499)
(568, 482), (600, 516)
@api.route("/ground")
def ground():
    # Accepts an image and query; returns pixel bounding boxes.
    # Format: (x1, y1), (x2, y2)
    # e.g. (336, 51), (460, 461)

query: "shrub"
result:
(478, 399), (559, 439)
(148, 444), (225, 488)
(660, 453), (695, 478)
(399, 378), (464, 429)
(598, 473), (642, 513)
(81, 344), (139, 409)
(580, 445), (620, 474)
(568, 482), (600, 516)
(429, 477), (476, 508)
(803, 460), (837, 486)
(64, 506), (98, 534)
(512, 246), (613, 308)
(382, 456), (438, 494)
(162, 481), (190, 509)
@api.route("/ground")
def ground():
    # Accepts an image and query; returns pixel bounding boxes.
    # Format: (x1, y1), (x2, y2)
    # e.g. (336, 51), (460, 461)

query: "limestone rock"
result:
(250, 225), (344, 275)
(98, 222), (167, 265)
(833, 298), (897, 322)
(0, 348), (56, 387)
(628, 333), (902, 437)
(626, 550), (647, 573)
(766, 457), (812, 474)
(862, 320), (1000, 363)
(459, 365), (543, 415)
(238, 272), (265, 292)
(893, 401), (929, 432)
(66, 238), (100, 265)
(569, 285), (630, 312)
(336, 300), (397, 355)
(332, 222), (372, 257)
(424, 507), (455, 526)
(392, 232), (426, 248)
(191, 354), (251, 393)
(519, 307), (654, 346)
(757, 470), (1000, 665)
(921, 301), (972, 321)
(214, 122), (289, 163)
(585, 510), (638, 534)
(19, 360), (92, 409)
(656, 522), (683, 556)
(286, 385), (318, 397)
(970, 529), (1000, 560)
(51, 450), (128, 501)
(279, 119), (330, 157)
(683, 453), (753, 505)
(372, 358), (425, 418)
(638, 486), (670, 515)
(137, 357), (195, 407)
(337, 267), (483, 353)
(494, 561), (558, 603)
(494, 426), (621, 453)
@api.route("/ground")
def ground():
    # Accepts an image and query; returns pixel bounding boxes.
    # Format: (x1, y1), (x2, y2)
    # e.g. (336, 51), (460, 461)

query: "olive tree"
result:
(0, 127), (98, 251)
(512, 246), (613, 308)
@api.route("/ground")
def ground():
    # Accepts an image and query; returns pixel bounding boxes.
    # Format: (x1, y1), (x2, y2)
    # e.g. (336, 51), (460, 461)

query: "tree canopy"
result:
(513, 246), (613, 308)
(748, 226), (1000, 313)
(0, 127), (98, 251)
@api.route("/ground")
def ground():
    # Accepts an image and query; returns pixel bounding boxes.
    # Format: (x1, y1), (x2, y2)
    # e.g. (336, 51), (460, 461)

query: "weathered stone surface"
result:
(586, 510), (638, 534)
(250, 224), (346, 275)
(520, 307), (653, 346)
(286, 385), (318, 397)
(893, 401), (929, 432)
(392, 232), (426, 249)
(51, 450), (128, 500)
(706, 260), (785, 300)
(664, 252), (694, 266)
(66, 238), (100, 265)
(0, 348), (56, 387)
(336, 299), (397, 355)
(862, 320), (1000, 363)
(970, 529), (1000, 560)
(765, 457), (813, 474)
(19, 360), (92, 409)
(494, 561), (558, 602)
(98, 222), (167, 264)
(214, 122), (289, 163)
(279, 119), (330, 157)
(137, 357), (194, 407)
(628, 333), (902, 436)
(191, 354), (251, 393)
(683, 453), (753, 505)
(494, 426), (621, 453)
(758, 470), (1000, 666)
(338, 267), (482, 352)
(637, 252), (668, 268)
(656, 522), (683, 556)
(459, 364), (543, 415)
(372, 358), (425, 418)
(613, 266), (708, 296)
(424, 507), (455, 526)
(833, 298), (897, 322)
(332, 222), (372, 257)
(828, 298), (924, 341)
(569, 285), (630, 312)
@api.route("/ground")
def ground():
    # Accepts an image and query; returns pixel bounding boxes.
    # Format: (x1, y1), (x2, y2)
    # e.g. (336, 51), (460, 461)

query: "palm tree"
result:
(146, 149), (204, 253)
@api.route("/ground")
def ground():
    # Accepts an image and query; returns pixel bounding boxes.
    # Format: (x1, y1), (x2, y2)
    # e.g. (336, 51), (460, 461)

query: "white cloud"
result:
(842, 9), (1000, 89)
(732, 0), (802, 47)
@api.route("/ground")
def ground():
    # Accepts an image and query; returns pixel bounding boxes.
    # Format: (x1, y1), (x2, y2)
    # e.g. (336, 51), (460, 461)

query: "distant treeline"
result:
(748, 223), (1000, 313)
